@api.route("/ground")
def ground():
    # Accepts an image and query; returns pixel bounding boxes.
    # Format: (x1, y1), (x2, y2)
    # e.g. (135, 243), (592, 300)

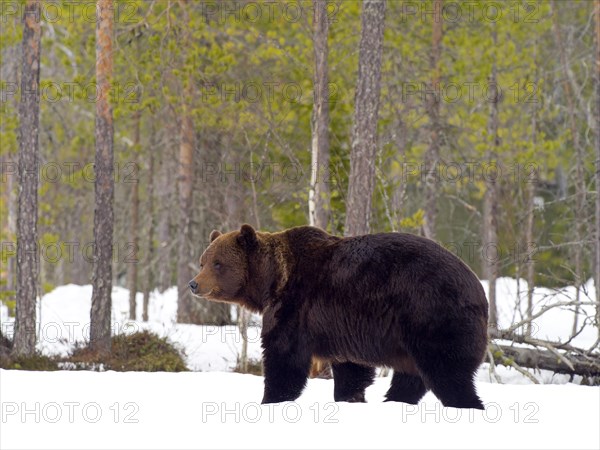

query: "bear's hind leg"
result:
(384, 372), (428, 404)
(332, 362), (375, 402)
(423, 370), (484, 410)
(409, 336), (485, 409)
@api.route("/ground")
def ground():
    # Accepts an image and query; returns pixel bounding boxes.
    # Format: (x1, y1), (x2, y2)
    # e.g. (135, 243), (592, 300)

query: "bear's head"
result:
(189, 224), (272, 313)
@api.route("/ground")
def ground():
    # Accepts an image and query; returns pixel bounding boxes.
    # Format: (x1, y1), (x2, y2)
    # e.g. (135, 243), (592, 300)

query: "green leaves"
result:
(0, 0), (592, 291)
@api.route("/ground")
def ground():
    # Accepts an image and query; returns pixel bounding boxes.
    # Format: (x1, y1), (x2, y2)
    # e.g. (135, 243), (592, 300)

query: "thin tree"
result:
(552, 1), (586, 335)
(90, 0), (115, 355)
(309, 0), (331, 231)
(344, 0), (386, 237)
(220, 133), (249, 368)
(423, 0), (443, 241)
(174, 0), (198, 324)
(525, 92), (537, 337)
(12, 0), (41, 357)
(5, 34), (20, 298)
(156, 125), (174, 293)
(483, 26), (500, 331)
(127, 111), (141, 321)
(6, 154), (17, 296)
(308, 0), (333, 378)
(594, 0), (600, 339)
(176, 78), (195, 324)
(522, 39), (540, 337)
(142, 121), (156, 323)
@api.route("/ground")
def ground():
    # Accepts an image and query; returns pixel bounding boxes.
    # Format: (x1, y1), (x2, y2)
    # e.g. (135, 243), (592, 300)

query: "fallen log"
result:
(490, 341), (600, 379)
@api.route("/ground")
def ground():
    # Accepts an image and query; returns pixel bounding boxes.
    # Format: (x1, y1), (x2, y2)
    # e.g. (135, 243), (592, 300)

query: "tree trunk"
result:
(483, 160), (499, 331)
(344, 0), (386, 237)
(593, 0), (600, 340)
(12, 0), (41, 357)
(525, 175), (536, 337)
(483, 28), (499, 331)
(156, 147), (172, 292)
(552, 1), (586, 336)
(90, 0), (115, 356)
(6, 154), (17, 295)
(307, 0), (334, 379)
(238, 307), (250, 373)
(142, 122), (156, 323)
(309, 0), (331, 231)
(193, 136), (236, 326)
(127, 112), (141, 321)
(423, 0), (443, 241)
(197, 133), (235, 326)
(6, 34), (20, 299)
(525, 59), (538, 337)
(176, 82), (196, 324)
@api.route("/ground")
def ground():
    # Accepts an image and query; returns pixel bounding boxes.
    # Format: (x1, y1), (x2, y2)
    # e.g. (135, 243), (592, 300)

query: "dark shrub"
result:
(68, 330), (188, 372)
(0, 332), (59, 370)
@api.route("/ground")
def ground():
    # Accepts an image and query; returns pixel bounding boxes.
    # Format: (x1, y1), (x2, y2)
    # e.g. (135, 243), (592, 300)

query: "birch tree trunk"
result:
(238, 308), (250, 373)
(90, 0), (115, 355)
(423, 0), (443, 241)
(13, 0), (41, 357)
(309, 0), (331, 231)
(308, 0), (334, 378)
(344, 0), (386, 237)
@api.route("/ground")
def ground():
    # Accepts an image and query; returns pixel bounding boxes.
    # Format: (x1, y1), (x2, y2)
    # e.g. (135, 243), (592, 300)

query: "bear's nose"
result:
(189, 280), (198, 293)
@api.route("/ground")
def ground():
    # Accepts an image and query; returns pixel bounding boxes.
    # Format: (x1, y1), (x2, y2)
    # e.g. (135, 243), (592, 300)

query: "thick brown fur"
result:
(190, 225), (488, 408)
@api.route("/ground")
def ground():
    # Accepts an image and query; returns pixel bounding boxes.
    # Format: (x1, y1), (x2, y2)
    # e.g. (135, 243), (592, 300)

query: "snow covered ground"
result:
(1, 278), (599, 449)
(1, 370), (598, 449)
(0, 284), (265, 372)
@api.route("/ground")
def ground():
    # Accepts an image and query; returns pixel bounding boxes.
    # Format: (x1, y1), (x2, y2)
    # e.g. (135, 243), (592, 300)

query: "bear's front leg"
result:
(261, 346), (311, 404)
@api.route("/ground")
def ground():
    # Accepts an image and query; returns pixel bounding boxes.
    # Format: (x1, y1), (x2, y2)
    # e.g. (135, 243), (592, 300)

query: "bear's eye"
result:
(214, 262), (221, 270)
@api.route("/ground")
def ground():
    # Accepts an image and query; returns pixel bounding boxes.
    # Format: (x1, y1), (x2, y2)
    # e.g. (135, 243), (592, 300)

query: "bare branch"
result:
(503, 300), (596, 334)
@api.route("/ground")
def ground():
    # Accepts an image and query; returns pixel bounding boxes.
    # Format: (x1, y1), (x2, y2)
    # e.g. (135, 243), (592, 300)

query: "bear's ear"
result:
(237, 224), (258, 250)
(209, 230), (222, 243)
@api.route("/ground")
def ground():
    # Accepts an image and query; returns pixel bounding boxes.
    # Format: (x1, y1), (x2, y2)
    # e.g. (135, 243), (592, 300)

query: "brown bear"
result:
(189, 224), (488, 409)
